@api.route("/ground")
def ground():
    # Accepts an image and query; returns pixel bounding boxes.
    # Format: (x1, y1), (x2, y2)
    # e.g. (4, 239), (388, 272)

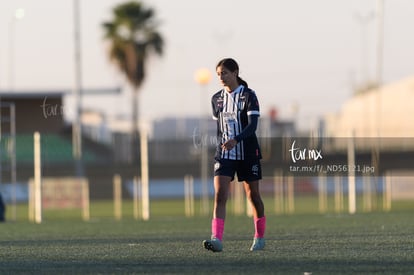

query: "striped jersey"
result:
(211, 85), (262, 160)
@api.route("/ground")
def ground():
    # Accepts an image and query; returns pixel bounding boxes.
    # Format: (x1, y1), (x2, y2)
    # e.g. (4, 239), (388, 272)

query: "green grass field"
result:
(1, 199), (413, 274)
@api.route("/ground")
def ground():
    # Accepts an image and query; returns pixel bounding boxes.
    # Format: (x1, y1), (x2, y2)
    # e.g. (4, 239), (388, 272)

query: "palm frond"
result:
(102, 1), (164, 90)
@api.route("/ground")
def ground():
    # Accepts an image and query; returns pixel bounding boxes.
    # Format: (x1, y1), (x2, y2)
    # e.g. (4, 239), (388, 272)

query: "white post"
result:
(133, 176), (140, 220)
(113, 174), (122, 220)
(363, 176), (372, 212)
(200, 135), (209, 215)
(383, 172), (392, 211)
(81, 179), (90, 221)
(72, 0), (83, 178)
(334, 176), (343, 213)
(318, 174), (327, 213)
(348, 134), (356, 214)
(287, 175), (295, 213)
(184, 175), (189, 216)
(10, 104), (17, 220)
(194, 68), (212, 216)
(273, 170), (284, 214)
(28, 180), (34, 221)
(140, 126), (150, 220)
(33, 132), (42, 224)
(184, 175), (194, 217)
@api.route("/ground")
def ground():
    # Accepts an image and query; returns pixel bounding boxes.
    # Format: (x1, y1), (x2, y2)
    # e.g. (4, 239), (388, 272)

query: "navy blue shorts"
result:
(214, 158), (262, 182)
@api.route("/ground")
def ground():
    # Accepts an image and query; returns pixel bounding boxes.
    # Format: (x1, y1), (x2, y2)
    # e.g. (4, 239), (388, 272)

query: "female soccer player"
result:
(203, 58), (266, 252)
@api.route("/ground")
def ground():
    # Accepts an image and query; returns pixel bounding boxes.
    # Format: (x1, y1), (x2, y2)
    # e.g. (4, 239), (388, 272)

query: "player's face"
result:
(216, 66), (238, 90)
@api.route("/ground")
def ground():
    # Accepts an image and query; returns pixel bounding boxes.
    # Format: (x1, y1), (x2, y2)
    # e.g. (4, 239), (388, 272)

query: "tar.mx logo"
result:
(289, 140), (323, 163)
(192, 127), (219, 149)
(40, 97), (65, 119)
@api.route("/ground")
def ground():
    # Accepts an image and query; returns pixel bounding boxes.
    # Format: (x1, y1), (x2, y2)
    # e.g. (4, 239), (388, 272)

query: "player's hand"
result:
(222, 139), (237, 151)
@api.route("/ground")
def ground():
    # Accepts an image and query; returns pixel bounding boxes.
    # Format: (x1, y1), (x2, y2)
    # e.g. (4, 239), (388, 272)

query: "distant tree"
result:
(102, 1), (164, 162)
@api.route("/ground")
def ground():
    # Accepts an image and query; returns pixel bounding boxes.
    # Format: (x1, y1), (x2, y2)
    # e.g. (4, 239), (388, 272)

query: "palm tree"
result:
(102, 1), (164, 162)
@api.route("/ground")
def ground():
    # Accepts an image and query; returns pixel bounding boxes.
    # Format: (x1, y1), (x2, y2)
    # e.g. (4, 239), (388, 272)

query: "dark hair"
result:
(216, 58), (248, 88)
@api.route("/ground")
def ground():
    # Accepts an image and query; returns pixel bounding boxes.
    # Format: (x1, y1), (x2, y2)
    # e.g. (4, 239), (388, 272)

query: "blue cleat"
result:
(250, 238), (265, 251)
(203, 237), (223, 252)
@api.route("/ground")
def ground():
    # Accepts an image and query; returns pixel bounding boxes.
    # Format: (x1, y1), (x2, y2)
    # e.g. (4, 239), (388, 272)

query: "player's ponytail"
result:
(237, 76), (248, 88)
(216, 58), (248, 88)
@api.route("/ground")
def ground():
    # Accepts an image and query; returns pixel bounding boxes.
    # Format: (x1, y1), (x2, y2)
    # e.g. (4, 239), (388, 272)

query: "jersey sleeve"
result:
(247, 91), (260, 116)
(211, 91), (221, 120)
(211, 97), (218, 120)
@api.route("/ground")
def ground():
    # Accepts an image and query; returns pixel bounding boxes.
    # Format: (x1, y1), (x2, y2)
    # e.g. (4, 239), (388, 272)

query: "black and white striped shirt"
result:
(211, 85), (261, 160)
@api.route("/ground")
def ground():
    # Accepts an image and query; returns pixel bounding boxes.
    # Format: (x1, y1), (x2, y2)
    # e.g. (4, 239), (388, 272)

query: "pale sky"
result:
(1, 0), (413, 130)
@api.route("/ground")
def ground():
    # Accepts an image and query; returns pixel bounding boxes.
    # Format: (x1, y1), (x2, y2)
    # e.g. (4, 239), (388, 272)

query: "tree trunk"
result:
(131, 89), (140, 164)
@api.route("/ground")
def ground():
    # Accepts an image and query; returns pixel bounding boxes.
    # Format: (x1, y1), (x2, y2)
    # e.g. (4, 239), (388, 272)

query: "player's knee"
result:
(215, 192), (228, 205)
(246, 188), (258, 200)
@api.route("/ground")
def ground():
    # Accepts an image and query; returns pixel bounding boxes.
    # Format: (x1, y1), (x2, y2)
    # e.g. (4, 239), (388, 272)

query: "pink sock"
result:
(254, 216), (266, 238)
(211, 218), (225, 241)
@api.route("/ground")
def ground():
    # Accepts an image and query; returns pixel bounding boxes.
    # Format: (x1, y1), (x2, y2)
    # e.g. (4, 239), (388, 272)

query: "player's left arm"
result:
(235, 91), (260, 142)
(234, 115), (258, 142)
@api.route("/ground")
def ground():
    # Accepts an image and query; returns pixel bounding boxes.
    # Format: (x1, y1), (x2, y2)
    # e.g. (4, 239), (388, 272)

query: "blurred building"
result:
(0, 91), (115, 199)
(149, 116), (295, 164)
(152, 115), (295, 140)
(0, 91), (65, 134)
(152, 117), (216, 140)
(324, 76), (414, 138)
(81, 110), (110, 144)
(0, 91), (298, 200)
